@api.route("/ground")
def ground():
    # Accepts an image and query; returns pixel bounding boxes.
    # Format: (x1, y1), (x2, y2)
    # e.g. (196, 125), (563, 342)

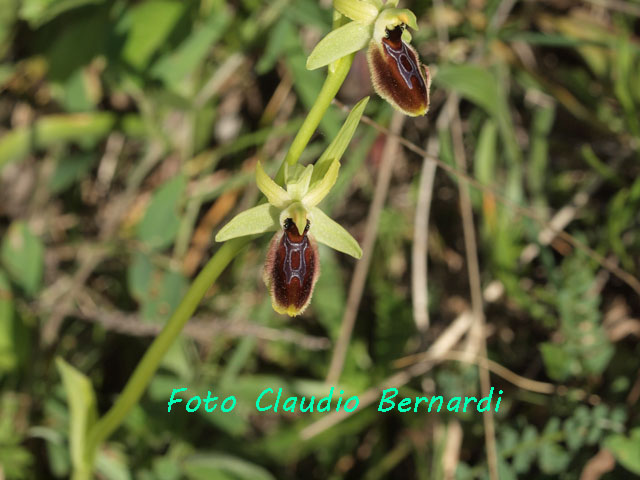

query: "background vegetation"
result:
(1, 0), (640, 478)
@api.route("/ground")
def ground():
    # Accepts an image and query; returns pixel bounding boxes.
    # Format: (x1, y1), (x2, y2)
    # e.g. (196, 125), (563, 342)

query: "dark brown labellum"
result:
(367, 26), (431, 117)
(264, 218), (319, 316)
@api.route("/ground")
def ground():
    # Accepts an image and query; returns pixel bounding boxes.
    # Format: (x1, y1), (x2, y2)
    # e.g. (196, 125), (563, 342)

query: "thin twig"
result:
(71, 301), (331, 351)
(438, 351), (554, 394)
(394, 349), (603, 405)
(326, 111), (406, 384)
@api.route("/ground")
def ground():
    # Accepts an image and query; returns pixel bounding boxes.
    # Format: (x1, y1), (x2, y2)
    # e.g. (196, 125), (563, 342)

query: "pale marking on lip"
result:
(383, 41), (424, 90)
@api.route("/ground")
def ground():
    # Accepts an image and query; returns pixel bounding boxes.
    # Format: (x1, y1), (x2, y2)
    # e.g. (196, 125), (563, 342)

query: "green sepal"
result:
(312, 96), (369, 186)
(306, 21), (372, 70)
(215, 204), (280, 242)
(256, 162), (289, 208)
(333, 0), (379, 24)
(310, 206), (362, 258)
(304, 159), (340, 208)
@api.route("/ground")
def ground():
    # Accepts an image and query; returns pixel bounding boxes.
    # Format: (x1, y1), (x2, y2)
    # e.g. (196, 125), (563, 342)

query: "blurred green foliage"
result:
(1, 0), (640, 478)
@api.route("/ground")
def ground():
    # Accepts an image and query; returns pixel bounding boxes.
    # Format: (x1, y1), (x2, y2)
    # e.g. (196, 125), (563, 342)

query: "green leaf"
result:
(0, 113), (116, 171)
(256, 18), (296, 75)
(49, 152), (96, 193)
(127, 252), (188, 323)
(538, 438), (570, 474)
(0, 270), (17, 373)
(118, 0), (185, 70)
(539, 342), (572, 381)
(55, 357), (98, 475)
(151, 10), (232, 92)
(0, 2), (19, 58)
(137, 175), (186, 251)
(142, 269), (187, 323)
(183, 453), (276, 480)
(496, 457), (517, 480)
(19, 0), (105, 27)
(215, 204), (280, 242)
(474, 119), (498, 187)
(1, 221), (44, 296)
(604, 428), (640, 474)
(512, 425), (537, 473)
(309, 206), (362, 258)
(306, 21), (372, 70)
(312, 96), (369, 185)
(62, 67), (98, 112)
(96, 447), (132, 480)
(127, 251), (154, 303)
(433, 65), (500, 117)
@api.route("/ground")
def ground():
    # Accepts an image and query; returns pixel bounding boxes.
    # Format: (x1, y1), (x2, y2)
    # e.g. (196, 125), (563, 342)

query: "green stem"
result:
(84, 237), (251, 466)
(71, 466), (91, 480)
(79, 17), (354, 480)
(276, 53), (354, 183)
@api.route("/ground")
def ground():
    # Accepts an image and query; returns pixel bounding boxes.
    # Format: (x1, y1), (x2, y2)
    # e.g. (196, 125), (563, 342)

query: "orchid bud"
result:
(264, 219), (320, 317)
(367, 25), (431, 117)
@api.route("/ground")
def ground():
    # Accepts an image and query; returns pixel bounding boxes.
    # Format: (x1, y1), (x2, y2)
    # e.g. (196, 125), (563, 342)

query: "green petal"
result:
(286, 163), (313, 200)
(303, 159), (340, 207)
(312, 96), (369, 186)
(309, 207), (362, 259)
(306, 21), (372, 70)
(373, 8), (418, 43)
(256, 161), (290, 207)
(215, 203), (279, 242)
(280, 202), (309, 237)
(334, 0), (379, 24)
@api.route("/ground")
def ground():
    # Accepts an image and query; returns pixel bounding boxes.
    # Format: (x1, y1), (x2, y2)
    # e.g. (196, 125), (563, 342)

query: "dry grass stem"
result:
(326, 111), (406, 385)
(411, 137), (439, 333)
(450, 99), (499, 480)
(442, 420), (463, 480)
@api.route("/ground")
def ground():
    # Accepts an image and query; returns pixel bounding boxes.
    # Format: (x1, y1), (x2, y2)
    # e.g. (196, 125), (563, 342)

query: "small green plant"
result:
(51, 1), (431, 477)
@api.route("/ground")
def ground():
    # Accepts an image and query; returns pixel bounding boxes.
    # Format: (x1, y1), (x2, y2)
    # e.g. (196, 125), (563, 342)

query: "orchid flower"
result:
(215, 98), (369, 316)
(306, 0), (431, 117)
